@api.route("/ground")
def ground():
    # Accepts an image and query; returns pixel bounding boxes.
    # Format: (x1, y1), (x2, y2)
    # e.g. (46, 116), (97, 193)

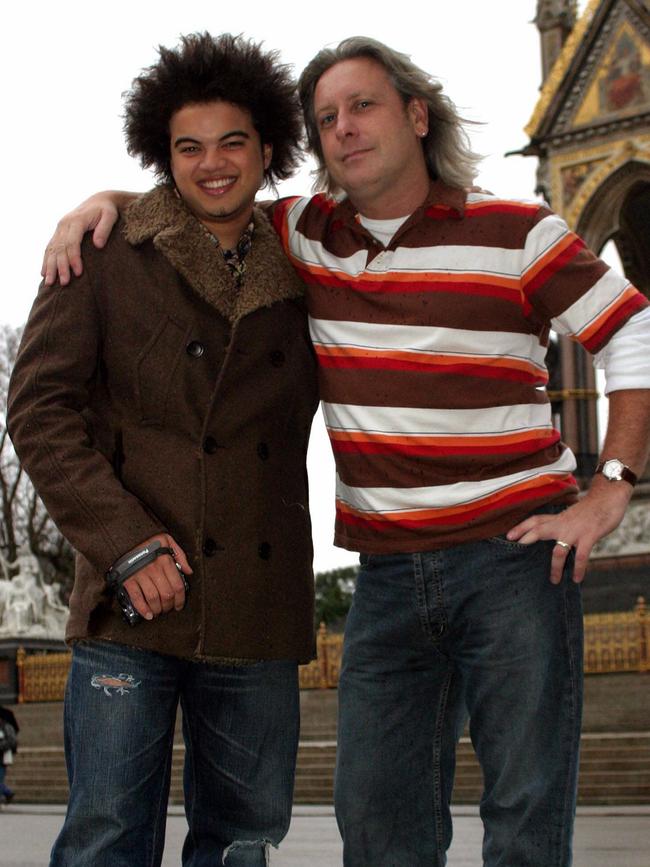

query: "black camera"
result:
(117, 566), (190, 627)
(106, 540), (190, 627)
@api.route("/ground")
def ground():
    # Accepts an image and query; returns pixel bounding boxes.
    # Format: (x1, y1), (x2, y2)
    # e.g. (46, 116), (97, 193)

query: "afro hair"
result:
(123, 32), (303, 189)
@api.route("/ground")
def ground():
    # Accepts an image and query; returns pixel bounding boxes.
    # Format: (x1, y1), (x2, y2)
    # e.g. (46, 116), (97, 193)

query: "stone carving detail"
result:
(555, 8), (618, 131)
(556, 4), (650, 134)
(591, 498), (650, 558)
(536, 157), (552, 205)
(0, 543), (68, 639)
(549, 134), (650, 228)
(528, 0), (650, 139)
(599, 29), (650, 114)
(560, 158), (605, 205)
(526, 0), (601, 136)
(535, 0), (578, 31)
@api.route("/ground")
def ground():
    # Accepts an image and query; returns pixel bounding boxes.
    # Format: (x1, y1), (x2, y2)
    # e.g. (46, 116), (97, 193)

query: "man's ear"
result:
(408, 97), (428, 138)
(263, 143), (273, 170)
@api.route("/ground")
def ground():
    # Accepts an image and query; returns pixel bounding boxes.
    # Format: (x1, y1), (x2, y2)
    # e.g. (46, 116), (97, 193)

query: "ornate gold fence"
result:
(14, 598), (649, 700)
(298, 622), (344, 689)
(583, 596), (648, 674)
(16, 647), (71, 702)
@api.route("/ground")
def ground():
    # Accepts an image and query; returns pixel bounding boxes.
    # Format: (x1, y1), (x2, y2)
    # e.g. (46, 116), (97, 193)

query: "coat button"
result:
(257, 442), (269, 461)
(186, 340), (205, 358)
(203, 436), (218, 454)
(203, 538), (224, 556)
(270, 350), (285, 367)
(258, 542), (271, 560)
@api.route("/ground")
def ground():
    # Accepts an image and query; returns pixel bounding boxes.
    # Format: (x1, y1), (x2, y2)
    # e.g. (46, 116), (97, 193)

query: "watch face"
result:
(604, 459), (624, 480)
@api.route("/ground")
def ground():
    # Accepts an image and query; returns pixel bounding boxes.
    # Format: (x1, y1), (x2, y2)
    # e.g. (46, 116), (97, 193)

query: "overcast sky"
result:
(2, 0), (591, 572)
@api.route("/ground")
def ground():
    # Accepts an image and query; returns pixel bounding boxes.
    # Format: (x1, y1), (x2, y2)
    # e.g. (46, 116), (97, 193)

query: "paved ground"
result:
(2, 804), (649, 866)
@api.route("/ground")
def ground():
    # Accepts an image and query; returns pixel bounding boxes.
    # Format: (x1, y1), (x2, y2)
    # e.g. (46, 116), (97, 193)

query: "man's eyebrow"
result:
(173, 136), (200, 148)
(220, 130), (250, 141)
(173, 130), (251, 148)
(315, 91), (364, 113)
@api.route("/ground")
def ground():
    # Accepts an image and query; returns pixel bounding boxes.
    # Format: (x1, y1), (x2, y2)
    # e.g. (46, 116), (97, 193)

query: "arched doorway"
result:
(577, 162), (650, 298)
(575, 164), (650, 456)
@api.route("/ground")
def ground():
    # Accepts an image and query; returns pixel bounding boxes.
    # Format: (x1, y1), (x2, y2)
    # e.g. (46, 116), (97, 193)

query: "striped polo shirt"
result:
(270, 182), (648, 553)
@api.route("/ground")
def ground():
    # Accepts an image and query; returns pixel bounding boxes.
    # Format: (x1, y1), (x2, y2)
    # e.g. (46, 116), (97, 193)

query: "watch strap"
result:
(595, 460), (638, 487)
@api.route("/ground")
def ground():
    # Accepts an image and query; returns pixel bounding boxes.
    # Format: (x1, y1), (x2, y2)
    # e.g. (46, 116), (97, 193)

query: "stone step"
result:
(577, 757), (650, 770)
(299, 731), (337, 740)
(5, 692), (649, 808)
(580, 739), (650, 749)
(6, 686), (649, 746)
(295, 752), (338, 761)
(12, 750), (650, 805)
(579, 748), (650, 761)
(579, 768), (650, 780)
(165, 737), (650, 807)
(580, 733), (650, 746)
(10, 742), (650, 772)
(577, 783), (650, 795)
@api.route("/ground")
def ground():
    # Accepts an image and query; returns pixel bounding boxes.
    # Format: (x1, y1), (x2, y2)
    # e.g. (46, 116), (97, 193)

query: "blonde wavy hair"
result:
(298, 36), (482, 194)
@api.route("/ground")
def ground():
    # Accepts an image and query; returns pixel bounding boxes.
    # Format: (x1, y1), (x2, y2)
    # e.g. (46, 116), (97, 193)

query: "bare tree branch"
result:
(0, 322), (74, 594)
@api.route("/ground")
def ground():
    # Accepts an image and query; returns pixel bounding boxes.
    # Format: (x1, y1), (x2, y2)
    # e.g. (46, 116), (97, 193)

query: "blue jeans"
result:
(51, 641), (299, 867)
(335, 519), (583, 866)
(0, 762), (13, 800)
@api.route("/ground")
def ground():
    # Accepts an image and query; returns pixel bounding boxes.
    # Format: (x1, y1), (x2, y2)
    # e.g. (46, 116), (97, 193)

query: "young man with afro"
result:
(8, 33), (318, 867)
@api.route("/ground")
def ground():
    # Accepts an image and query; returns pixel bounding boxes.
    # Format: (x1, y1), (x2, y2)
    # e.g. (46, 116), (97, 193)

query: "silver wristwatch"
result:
(595, 458), (637, 487)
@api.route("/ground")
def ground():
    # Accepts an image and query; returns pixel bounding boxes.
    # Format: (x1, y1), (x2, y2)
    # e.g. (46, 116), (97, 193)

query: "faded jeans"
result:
(50, 640), (299, 867)
(0, 762), (13, 800)
(335, 513), (583, 866)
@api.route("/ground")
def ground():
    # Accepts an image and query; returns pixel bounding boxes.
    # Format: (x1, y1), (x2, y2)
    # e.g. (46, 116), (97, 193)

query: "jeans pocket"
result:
(486, 503), (569, 551)
(486, 533), (533, 551)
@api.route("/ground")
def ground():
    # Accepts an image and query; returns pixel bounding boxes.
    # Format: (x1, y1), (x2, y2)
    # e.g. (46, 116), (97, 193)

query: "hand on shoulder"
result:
(41, 190), (138, 287)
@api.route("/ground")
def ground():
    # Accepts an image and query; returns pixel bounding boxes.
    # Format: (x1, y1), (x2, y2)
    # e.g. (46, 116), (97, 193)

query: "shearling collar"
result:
(122, 185), (305, 323)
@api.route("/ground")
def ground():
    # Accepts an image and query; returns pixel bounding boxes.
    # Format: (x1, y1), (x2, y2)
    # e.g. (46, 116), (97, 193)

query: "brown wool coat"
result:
(8, 187), (319, 663)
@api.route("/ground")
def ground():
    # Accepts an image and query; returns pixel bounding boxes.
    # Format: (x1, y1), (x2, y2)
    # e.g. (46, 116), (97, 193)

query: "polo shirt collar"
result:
(331, 179), (467, 231)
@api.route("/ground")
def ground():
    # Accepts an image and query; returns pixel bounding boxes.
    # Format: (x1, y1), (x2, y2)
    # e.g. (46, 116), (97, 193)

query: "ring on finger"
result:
(555, 540), (571, 550)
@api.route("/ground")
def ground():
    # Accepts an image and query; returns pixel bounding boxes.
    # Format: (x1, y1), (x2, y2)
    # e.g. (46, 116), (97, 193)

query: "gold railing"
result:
(546, 388), (600, 402)
(14, 598), (648, 700)
(583, 596), (648, 674)
(16, 647), (71, 702)
(298, 622), (343, 689)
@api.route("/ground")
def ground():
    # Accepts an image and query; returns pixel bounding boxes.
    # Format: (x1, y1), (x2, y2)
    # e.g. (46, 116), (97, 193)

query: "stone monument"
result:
(0, 544), (68, 640)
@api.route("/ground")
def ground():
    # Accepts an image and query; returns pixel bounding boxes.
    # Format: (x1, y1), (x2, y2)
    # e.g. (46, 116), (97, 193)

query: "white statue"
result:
(42, 581), (69, 637)
(0, 543), (68, 639)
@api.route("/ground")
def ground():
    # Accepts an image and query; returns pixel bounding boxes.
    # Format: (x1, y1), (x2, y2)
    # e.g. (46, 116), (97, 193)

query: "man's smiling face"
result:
(170, 100), (271, 247)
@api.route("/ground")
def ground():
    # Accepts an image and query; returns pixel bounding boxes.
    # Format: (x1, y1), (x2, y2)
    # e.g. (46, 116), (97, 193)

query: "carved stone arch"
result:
(576, 160), (650, 295)
(618, 181), (650, 296)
